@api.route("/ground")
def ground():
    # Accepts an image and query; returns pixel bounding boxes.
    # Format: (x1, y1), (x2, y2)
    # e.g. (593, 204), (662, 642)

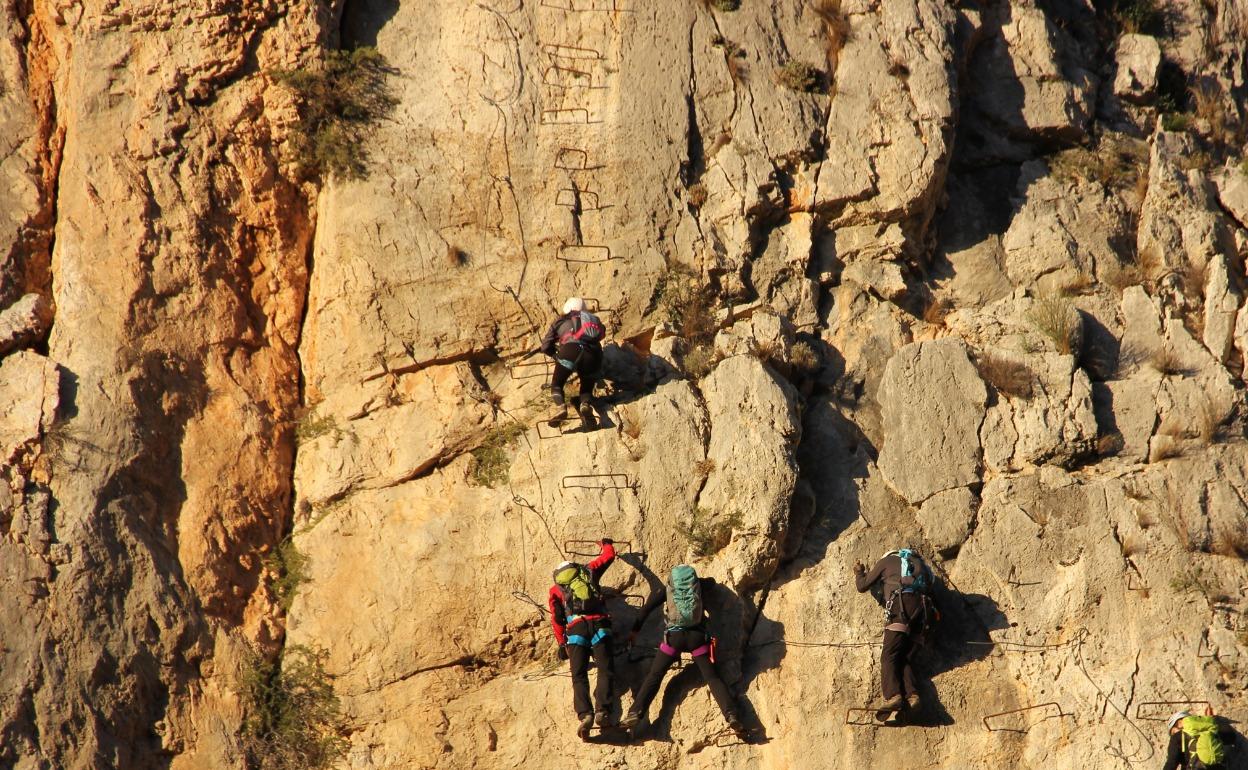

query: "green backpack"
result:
(1181, 715), (1226, 768)
(664, 564), (704, 628)
(553, 564), (599, 613)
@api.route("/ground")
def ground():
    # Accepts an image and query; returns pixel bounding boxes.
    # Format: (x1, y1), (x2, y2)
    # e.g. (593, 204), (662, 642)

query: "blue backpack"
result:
(897, 548), (932, 594)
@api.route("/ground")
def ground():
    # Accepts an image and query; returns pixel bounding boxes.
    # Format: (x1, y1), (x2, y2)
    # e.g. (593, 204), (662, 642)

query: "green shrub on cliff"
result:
(273, 47), (397, 180)
(240, 645), (347, 770)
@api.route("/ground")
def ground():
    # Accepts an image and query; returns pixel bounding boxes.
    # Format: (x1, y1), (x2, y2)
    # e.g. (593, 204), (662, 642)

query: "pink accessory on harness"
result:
(658, 640), (712, 658)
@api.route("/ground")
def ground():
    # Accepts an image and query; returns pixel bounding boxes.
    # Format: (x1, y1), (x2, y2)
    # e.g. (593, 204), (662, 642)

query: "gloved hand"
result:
(853, 560), (865, 575)
(557, 644), (568, 661)
(600, 537), (614, 546)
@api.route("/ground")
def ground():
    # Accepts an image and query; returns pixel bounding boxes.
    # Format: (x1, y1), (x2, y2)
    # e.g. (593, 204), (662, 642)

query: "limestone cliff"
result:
(2, 0), (1248, 769)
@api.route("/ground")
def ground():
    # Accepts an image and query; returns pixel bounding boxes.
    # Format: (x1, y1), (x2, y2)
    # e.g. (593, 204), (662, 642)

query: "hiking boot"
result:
(577, 713), (594, 740)
(577, 402), (596, 430)
(727, 715), (747, 738)
(548, 404), (569, 426)
(595, 710), (613, 728)
(876, 695), (905, 713)
(906, 694), (921, 711)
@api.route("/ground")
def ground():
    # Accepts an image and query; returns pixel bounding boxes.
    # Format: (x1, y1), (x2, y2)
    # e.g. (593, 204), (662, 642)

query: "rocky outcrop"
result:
(2, 1), (1248, 769)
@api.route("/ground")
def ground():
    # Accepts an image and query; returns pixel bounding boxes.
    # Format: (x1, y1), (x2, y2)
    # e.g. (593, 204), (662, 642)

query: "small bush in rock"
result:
(295, 412), (341, 444)
(1169, 567), (1215, 596)
(273, 47), (398, 180)
(775, 60), (824, 93)
(469, 421), (527, 488)
(266, 538), (310, 612)
(974, 351), (1034, 400)
(674, 507), (742, 558)
(701, 0), (740, 10)
(1197, 399), (1229, 445)
(1097, 432), (1125, 458)
(654, 264), (716, 343)
(788, 340), (821, 375)
(682, 342), (721, 379)
(688, 183), (708, 209)
(241, 645), (348, 770)
(1027, 296), (1077, 355)
(1113, 0), (1163, 34)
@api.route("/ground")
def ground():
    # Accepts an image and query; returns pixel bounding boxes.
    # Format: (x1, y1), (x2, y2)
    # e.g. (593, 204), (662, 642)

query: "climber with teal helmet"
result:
(547, 538), (616, 739)
(853, 547), (938, 717)
(1162, 708), (1233, 770)
(621, 564), (745, 739)
(539, 296), (606, 430)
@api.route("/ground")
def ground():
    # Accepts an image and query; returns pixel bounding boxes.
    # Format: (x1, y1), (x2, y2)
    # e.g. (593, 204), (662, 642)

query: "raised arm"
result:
(855, 557), (887, 593)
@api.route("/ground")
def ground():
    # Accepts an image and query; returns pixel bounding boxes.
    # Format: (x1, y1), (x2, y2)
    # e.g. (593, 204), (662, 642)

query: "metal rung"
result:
(554, 147), (603, 171)
(564, 539), (632, 556)
(509, 359), (553, 380)
(561, 473), (633, 490)
(542, 64), (606, 90)
(542, 43), (605, 60)
(540, 108), (602, 125)
(1134, 701), (1211, 721)
(982, 702), (1070, 732)
(556, 188), (608, 210)
(557, 244), (614, 264)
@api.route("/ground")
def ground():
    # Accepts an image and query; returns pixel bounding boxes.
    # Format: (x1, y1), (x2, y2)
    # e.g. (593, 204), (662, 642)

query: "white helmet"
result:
(1167, 711), (1191, 730)
(562, 297), (586, 314)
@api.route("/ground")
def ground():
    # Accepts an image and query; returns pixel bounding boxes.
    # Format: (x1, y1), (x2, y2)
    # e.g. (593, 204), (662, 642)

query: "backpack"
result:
(887, 549), (938, 634)
(1181, 715), (1227, 768)
(558, 311), (604, 347)
(664, 564), (704, 628)
(897, 548), (933, 594)
(553, 564), (600, 615)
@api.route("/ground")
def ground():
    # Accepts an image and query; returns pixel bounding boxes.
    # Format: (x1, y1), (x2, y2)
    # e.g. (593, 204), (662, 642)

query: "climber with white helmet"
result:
(1162, 708), (1232, 770)
(547, 538), (617, 739)
(539, 296), (606, 430)
(853, 547), (939, 720)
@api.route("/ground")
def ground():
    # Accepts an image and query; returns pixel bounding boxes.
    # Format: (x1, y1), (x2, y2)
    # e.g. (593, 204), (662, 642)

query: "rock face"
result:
(2, 1), (1248, 770)
(878, 339), (987, 505)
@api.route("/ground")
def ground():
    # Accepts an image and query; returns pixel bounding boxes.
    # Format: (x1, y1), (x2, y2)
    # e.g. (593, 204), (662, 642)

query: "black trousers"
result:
(880, 593), (921, 700)
(550, 343), (601, 406)
(567, 619), (613, 717)
(630, 628), (737, 721)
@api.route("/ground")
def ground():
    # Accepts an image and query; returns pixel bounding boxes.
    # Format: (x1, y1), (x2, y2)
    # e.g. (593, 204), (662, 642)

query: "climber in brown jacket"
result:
(853, 548), (937, 716)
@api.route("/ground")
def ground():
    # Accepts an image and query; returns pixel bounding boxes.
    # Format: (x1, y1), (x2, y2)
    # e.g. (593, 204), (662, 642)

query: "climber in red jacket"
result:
(547, 538), (616, 739)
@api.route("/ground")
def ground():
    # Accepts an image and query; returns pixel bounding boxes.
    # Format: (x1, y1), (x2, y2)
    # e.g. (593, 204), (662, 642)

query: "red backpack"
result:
(558, 311), (604, 346)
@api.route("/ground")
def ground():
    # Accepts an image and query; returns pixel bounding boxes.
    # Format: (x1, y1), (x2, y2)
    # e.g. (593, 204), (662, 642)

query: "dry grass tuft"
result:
(974, 351), (1034, 400)
(1057, 273), (1096, 297)
(1120, 532), (1146, 557)
(700, 0), (741, 10)
(1149, 434), (1184, 462)
(1098, 432), (1125, 458)
(812, 0), (851, 74)
(1212, 524), (1248, 558)
(1047, 136), (1149, 191)
(1104, 260), (1144, 294)
(1027, 295), (1078, 355)
(695, 458), (716, 477)
(922, 296), (952, 326)
(1147, 347), (1189, 376)
(1197, 399), (1230, 445)
(789, 340), (821, 374)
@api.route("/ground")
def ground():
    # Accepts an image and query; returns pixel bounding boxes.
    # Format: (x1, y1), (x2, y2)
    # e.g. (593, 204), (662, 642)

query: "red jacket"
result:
(548, 543), (615, 645)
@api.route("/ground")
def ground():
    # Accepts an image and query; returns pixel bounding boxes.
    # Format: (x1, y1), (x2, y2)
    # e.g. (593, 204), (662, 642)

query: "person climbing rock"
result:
(621, 564), (746, 739)
(539, 297), (605, 430)
(1162, 709), (1232, 770)
(853, 548), (938, 718)
(548, 539), (617, 739)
